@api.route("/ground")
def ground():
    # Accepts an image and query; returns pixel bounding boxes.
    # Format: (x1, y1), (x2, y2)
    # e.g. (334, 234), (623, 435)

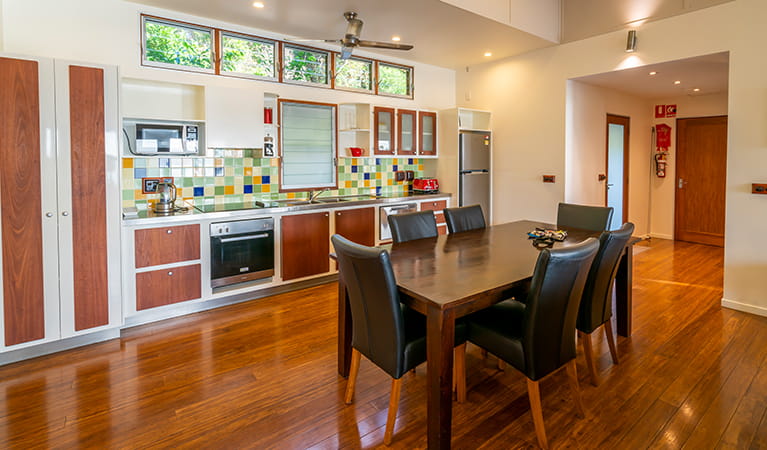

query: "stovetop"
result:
(195, 200), (280, 213)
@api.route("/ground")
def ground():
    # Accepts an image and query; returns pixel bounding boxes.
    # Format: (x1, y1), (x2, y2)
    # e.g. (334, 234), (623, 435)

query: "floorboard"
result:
(1, 238), (766, 448)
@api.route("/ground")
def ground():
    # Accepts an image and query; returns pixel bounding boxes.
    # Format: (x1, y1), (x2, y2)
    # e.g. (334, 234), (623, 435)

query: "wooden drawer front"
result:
(437, 224), (448, 235)
(136, 264), (201, 311)
(421, 200), (448, 225)
(135, 224), (200, 268)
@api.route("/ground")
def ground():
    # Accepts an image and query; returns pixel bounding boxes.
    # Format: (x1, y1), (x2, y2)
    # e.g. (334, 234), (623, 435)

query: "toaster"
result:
(413, 178), (439, 192)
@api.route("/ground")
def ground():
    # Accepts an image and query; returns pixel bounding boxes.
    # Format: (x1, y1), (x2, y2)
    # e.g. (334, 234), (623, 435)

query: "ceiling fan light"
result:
(340, 46), (353, 60)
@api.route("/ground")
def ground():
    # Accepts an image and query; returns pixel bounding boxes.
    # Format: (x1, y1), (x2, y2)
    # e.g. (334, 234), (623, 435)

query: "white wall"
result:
(455, 0), (767, 316)
(565, 81), (652, 235)
(1, 0), (455, 113)
(649, 92), (728, 239)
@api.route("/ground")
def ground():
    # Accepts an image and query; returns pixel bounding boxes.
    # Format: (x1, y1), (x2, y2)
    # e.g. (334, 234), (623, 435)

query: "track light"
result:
(626, 30), (637, 53)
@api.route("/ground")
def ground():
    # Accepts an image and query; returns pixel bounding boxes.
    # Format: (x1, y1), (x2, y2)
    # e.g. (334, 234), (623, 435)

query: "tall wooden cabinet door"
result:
(419, 111), (437, 156)
(397, 109), (417, 156)
(281, 212), (330, 281)
(373, 107), (395, 155)
(0, 56), (60, 348)
(335, 207), (375, 246)
(54, 61), (121, 337)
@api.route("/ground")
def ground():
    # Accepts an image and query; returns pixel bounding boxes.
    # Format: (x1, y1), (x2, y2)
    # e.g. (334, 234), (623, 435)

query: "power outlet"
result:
(142, 178), (160, 193)
(405, 170), (414, 181)
(395, 171), (406, 182)
(752, 183), (767, 194)
(542, 175), (556, 183)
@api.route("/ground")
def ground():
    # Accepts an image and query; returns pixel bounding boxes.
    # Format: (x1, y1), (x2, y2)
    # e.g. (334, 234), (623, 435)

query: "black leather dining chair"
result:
(443, 204), (486, 234)
(388, 210), (438, 243)
(332, 235), (466, 445)
(461, 237), (599, 449)
(557, 202), (614, 232)
(577, 222), (635, 386)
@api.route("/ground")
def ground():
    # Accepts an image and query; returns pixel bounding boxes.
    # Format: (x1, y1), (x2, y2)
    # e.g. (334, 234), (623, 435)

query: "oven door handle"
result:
(217, 233), (271, 243)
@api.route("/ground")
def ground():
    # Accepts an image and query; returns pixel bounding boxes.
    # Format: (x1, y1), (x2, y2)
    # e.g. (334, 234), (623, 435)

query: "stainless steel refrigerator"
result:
(459, 130), (491, 224)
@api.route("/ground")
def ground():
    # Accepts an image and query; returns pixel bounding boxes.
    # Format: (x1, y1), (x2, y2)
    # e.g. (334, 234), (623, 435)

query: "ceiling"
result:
(573, 52), (730, 99)
(127, 0), (555, 69)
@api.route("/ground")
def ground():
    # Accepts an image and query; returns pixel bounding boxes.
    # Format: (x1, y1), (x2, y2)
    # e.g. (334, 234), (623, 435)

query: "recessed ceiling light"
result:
(391, 36), (401, 42)
(252, 1), (265, 8)
(693, 88), (700, 92)
(674, 80), (681, 85)
(649, 71), (657, 76)
(484, 52), (492, 57)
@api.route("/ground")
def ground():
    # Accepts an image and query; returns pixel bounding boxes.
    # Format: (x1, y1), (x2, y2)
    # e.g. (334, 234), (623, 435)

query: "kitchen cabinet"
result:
(132, 224), (202, 311)
(397, 109), (417, 156)
(419, 199), (449, 235)
(373, 106), (395, 156)
(281, 212), (330, 281)
(338, 103), (371, 158)
(334, 207), (375, 246)
(418, 111), (438, 156)
(0, 55), (121, 351)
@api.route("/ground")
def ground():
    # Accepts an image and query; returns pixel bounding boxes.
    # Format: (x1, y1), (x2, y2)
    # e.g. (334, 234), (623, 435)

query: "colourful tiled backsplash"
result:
(121, 149), (425, 209)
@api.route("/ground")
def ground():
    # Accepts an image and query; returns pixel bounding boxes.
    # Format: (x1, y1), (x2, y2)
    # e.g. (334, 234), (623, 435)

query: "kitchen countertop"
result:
(122, 192), (452, 226)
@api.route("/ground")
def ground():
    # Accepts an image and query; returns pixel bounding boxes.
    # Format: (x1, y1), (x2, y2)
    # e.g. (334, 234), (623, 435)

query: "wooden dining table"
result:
(335, 220), (637, 449)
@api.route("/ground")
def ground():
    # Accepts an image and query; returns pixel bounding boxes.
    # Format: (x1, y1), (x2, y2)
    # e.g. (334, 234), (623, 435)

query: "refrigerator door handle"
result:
(461, 170), (489, 175)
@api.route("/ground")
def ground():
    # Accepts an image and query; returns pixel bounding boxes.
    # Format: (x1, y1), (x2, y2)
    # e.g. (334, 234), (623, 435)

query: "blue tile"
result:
(364, 173), (370, 180)
(215, 167), (224, 176)
(244, 185), (253, 194)
(408, 158), (413, 164)
(351, 166), (358, 173)
(134, 168), (146, 178)
(193, 187), (204, 197)
(159, 158), (170, 168)
(376, 186), (382, 195)
(261, 175), (270, 184)
(376, 158), (381, 165)
(392, 165), (398, 171)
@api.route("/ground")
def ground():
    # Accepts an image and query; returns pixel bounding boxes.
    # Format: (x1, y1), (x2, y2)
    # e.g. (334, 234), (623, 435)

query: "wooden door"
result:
(397, 109), (417, 155)
(418, 111), (437, 156)
(282, 212), (330, 281)
(605, 114), (630, 229)
(373, 107), (395, 155)
(335, 207), (375, 246)
(675, 116), (728, 246)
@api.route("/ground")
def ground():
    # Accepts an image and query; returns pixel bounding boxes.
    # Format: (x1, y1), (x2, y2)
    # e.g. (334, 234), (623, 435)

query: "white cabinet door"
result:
(206, 85), (264, 149)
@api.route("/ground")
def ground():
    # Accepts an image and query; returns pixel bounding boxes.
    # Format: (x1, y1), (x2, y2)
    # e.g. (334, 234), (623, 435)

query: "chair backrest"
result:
(557, 202), (614, 232)
(577, 222), (635, 334)
(388, 210), (438, 243)
(332, 234), (408, 379)
(444, 204), (486, 234)
(522, 237), (599, 381)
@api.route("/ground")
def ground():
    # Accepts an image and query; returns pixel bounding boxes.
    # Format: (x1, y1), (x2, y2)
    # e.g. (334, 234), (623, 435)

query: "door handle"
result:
(678, 178), (686, 189)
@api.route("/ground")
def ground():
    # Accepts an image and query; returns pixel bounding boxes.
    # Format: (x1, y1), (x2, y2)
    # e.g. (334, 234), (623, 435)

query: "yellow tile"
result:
(262, 185), (271, 193)
(134, 190), (145, 200)
(270, 158), (279, 167)
(244, 167), (253, 176)
(387, 179), (393, 186)
(122, 158), (133, 168)
(224, 186), (234, 195)
(376, 172), (382, 179)
(215, 158), (224, 166)
(419, 164), (424, 170)
(345, 181), (352, 188)
(287, 192), (296, 199)
(364, 180), (370, 187)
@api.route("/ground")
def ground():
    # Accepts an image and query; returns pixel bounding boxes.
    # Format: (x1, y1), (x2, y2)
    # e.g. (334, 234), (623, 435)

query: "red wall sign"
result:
(655, 105), (666, 118)
(656, 123), (672, 149)
(665, 104), (677, 118)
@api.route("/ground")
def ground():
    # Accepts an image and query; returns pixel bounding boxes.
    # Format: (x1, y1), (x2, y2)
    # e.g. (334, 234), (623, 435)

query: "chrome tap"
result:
(310, 188), (330, 202)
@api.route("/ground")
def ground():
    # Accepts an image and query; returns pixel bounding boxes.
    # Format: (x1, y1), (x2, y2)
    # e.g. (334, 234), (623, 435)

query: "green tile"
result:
(182, 178), (194, 187)
(122, 190), (134, 200)
(215, 186), (225, 195)
(224, 176), (234, 185)
(235, 167), (244, 176)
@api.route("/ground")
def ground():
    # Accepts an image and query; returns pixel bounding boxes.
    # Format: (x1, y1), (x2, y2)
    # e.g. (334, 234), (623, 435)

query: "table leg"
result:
(615, 245), (633, 337)
(337, 272), (352, 377)
(426, 305), (455, 449)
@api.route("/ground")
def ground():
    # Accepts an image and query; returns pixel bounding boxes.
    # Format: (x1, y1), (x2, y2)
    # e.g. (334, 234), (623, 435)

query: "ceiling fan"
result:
(295, 12), (414, 60)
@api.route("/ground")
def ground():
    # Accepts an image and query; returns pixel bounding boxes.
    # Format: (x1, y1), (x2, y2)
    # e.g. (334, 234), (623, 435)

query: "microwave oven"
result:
(122, 118), (204, 155)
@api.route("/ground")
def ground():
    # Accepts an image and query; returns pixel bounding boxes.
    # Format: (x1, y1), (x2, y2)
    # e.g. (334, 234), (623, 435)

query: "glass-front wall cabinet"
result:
(397, 109), (416, 155)
(419, 111), (437, 156)
(374, 106), (395, 155)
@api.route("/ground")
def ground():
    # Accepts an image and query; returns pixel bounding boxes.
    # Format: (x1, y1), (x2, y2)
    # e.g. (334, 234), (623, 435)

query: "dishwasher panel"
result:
(379, 203), (418, 241)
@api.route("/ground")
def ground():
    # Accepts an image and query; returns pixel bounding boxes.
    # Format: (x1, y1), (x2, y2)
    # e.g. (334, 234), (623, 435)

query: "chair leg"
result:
(344, 349), (361, 404)
(579, 330), (599, 386)
(384, 377), (403, 446)
(604, 320), (620, 365)
(454, 343), (467, 403)
(498, 358), (505, 371)
(526, 378), (549, 450)
(480, 348), (488, 359)
(565, 360), (586, 419)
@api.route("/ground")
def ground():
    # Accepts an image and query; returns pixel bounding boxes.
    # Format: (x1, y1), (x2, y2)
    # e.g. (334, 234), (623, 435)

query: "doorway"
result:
(606, 114), (629, 230)
(675, 116), (728, 246)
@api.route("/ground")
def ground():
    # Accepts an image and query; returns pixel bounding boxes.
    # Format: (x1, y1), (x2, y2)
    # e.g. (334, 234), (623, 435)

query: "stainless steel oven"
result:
(210, 218), (274, 288)
(379, 203), (418, 241)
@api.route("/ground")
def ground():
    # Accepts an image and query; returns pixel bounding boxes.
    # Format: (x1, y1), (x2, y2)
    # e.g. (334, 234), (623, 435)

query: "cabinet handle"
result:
(62, 211), (69, 216)
(337, 212), (341, 216)
(168, 271), (173, 276)
(167, 229), (173, 234)
(46, 212), (53, 218)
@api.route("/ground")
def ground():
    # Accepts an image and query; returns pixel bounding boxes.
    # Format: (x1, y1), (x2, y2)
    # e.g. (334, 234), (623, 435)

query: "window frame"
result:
(376, 61), (414, 99)
(332, 54), (375, 94)
(141, 14), (215, 74)
(218, 30), (279, 82)
(281, 43), (331, 88)
(278, 99), (338, 192)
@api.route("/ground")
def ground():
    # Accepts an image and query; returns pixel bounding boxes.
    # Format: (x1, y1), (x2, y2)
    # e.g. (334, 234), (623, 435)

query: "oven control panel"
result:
(210, 218), (274, 237)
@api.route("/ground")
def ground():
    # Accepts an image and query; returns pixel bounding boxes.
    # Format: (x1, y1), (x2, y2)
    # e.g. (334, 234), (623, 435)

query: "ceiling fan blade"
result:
(340, 46), (354, 60)
(285, 38), (340, 44)
(357, 40), (414, 51)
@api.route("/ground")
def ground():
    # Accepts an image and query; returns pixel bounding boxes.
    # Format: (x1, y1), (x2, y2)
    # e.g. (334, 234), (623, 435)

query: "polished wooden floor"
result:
(1, 238), (766, 449)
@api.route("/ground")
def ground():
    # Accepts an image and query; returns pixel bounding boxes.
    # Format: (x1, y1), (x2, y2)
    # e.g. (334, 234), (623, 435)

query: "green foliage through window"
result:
(283, 46), (328, 85)
(378, 63), (411, 97)
(143, 18), (213, 70)
(335, 57), (372, 91)
(221, 33), (276, 78)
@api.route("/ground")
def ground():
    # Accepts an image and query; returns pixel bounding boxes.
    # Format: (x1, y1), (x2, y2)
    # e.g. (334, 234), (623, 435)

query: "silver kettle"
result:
(154, 182), (177, 213)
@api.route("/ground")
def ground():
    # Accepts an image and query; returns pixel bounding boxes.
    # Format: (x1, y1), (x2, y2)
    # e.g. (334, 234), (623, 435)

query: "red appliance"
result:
(413, 178), (439, 193)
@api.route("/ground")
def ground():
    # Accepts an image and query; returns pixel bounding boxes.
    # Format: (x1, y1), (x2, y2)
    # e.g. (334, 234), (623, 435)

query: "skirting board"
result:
(649, 233), (673, 240)
(722, 298), (767, 317)
(0, 328), (121, 366)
